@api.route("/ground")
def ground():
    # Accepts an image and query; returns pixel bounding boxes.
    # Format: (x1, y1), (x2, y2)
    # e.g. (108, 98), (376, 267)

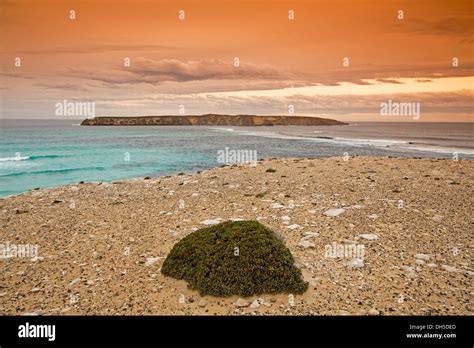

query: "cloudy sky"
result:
(1, 0), (473, 121)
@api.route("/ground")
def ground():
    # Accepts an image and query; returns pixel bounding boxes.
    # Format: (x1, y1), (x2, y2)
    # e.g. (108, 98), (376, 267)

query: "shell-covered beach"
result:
(0, 157), (472, 315)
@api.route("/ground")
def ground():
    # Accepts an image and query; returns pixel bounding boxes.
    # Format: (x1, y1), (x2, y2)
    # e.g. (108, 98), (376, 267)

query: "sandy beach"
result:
(0, 156), (472, 315)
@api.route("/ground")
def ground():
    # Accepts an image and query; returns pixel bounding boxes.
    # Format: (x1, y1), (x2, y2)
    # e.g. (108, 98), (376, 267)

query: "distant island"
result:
(80, 114), (347, 126)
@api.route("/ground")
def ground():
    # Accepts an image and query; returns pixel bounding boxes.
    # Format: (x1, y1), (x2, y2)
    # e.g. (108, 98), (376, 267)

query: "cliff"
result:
(80, 114), (347, 126)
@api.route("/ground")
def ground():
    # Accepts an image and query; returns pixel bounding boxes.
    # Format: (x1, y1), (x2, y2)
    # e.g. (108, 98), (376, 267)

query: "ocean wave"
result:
(0, 156), (30, 162)
(0, 154), (65, 162)
(0, 166), (105, 178)
(29, 155), (64, 160)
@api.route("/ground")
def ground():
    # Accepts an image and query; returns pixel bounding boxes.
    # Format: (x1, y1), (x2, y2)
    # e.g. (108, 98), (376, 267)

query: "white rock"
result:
(415, 259), (425, 265)
(323, 208), (346, 217)
(348, 258), (364, 268)
(249, 300), (260, 309)
(235, 298), (249, 307)
(281, 216), (290, 223)
(359, 233), (379, 241)
(198, 299), (207, 307)
(427, 263), (437, 268)
(145, 257), (162, 266)
(298, 239), (315, 249)
(286, 224), (300, 230)
(414, 253), (431, 261)
(271, 203), (285, 209)
(303, 232), (319, 238)
(368, 214), (378, 220)
(200, 219), (221, 225)
(69, 278), (81, 287)
(441, 265), (458, 273)
(368, 309), (380, 315)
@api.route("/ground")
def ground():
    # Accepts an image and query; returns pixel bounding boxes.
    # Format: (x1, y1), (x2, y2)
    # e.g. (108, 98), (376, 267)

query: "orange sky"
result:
(0, 0), (473, 120)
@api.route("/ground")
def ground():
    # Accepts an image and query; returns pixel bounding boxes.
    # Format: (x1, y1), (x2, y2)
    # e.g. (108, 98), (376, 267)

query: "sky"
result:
(0, 0), (473, 121)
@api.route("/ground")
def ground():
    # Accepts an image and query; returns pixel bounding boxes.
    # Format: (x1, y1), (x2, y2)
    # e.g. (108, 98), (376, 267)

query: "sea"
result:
(0, 119), (472, 197)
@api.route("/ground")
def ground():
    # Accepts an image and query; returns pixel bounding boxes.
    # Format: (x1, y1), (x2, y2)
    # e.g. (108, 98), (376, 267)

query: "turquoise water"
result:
(0, 119), (470, 197)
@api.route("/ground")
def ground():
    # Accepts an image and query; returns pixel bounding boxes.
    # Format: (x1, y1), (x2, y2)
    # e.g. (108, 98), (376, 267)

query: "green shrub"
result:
(161, 220), (308, 297)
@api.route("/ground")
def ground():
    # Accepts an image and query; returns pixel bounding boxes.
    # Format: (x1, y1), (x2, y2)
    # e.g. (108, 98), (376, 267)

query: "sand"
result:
(0, 156), (472, 315)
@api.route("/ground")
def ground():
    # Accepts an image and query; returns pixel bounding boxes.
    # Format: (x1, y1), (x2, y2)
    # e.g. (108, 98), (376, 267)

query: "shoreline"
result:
(0, 156), (472, 315)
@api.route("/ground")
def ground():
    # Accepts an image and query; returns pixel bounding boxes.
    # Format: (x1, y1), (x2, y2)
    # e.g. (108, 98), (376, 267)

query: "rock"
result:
(303, 232), (319, 238)
(198, 299), (207, 307)
(281, 216), (290, 224)
(250, 300), (260, 309)
(414, 253), (431, 261)
(235, 298), (249, 307)
(359, 233), (379, 241)
(368, 309), (380, 315)
(441, 265), (458, 273)
(432, 215), (443, 222)
(30, 287), (41, 293)
(401, 266), (417, 277)
(145, 257), (162, 266)
(427, 263), (437, 268)
(286, 224), (300, 230)
(69, 278), (81, 287)
(298, 239), (315, 249)
(200, 219), (221, 225)
(271, 203), (285, 209)
(323, 208), (346, 217)
(368, 214), (378, 220)
(415, 259), (425, 265)
(348, 258), (364, 268)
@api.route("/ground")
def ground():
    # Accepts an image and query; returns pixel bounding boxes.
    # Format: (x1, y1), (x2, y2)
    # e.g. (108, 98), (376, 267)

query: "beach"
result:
(0, 156), (472, 315)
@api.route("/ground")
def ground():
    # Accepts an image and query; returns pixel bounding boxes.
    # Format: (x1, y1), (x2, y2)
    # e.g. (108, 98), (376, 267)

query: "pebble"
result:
(368, 309), (380, 315)
(249, 300), (260, 309)
(286, 224), (300, 230)
(271, 203), (285, 209)
(359, 233), (379, 241)
(348, 258), (364, 268)
(298, 239), (315, 249)
(69, 278), (81, 287)
(198, 299), (207, 307)
(235, 298), (249, 307)
(200, 219), (221, 225)
(145, 257), (162, 266)
(323, 208), (346, 217)
(441, 265), (458, 273)
(414, 253), (431, 261)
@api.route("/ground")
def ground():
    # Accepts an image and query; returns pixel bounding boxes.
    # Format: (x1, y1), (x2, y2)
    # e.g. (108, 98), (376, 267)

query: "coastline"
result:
(1, 156), (472, 315)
